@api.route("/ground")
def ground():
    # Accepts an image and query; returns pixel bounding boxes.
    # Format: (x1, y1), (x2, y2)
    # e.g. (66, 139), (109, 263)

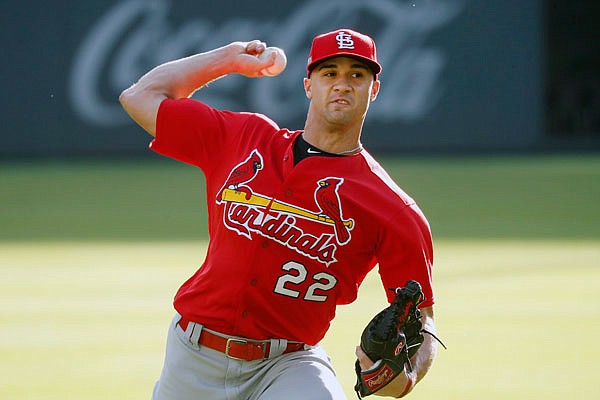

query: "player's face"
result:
(304, 57), (380, 128)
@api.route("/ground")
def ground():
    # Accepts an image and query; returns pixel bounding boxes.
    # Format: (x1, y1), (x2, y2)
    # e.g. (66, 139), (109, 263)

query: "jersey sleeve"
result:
(375, 203), (435, 307)
(149, 98), (250, 171)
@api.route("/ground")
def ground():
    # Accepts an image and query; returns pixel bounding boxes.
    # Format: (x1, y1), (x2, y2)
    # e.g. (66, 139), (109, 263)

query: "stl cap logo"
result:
(336, 31), (354, 49)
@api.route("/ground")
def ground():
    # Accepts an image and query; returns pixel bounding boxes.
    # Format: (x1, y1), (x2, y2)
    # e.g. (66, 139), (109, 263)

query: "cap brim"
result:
(307, 53), (382, 77)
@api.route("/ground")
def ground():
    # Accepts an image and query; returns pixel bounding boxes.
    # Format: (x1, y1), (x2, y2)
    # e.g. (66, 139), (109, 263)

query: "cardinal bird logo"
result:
(217, 158), (354, 263)
(217, 150), (263, 202)
(315, 177), (353, 245)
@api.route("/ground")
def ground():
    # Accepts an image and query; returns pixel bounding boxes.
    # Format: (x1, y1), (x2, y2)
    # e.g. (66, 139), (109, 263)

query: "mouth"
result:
(330, 97), (351, 106)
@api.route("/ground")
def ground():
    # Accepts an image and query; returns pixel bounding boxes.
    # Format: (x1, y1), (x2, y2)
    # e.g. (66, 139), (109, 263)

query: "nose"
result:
(332, 75), (352, 92)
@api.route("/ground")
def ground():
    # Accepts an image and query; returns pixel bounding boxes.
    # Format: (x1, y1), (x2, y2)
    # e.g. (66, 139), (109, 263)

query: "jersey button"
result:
(261, 241), (269, 248)
(283, 155), (289, 161)
(242, 311), (248, 318)
(285, 190), (292, 197)
(250, 279), (257, 286)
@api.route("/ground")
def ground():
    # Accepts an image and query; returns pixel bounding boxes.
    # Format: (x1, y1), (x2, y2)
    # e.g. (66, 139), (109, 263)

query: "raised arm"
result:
(118, 41), (278, 136)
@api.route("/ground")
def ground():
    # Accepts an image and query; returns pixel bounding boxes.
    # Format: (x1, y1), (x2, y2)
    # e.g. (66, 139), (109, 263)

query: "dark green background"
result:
(2, 155), (598, 241)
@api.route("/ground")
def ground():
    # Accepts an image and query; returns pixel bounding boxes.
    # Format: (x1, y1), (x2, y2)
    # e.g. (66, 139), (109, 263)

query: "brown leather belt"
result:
(177, 317), (305, 361)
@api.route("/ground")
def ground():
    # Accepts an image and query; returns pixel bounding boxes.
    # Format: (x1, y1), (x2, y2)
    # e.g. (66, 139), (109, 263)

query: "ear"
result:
(303, 77), (312, 100)
(370, 80), (381, 102)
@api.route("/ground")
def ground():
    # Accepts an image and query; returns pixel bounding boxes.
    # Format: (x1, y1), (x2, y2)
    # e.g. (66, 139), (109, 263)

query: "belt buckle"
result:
(225, 337), (267, 361)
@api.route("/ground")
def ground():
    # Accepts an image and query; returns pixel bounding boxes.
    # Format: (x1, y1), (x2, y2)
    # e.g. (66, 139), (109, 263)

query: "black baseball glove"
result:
(354, 280), (440, 398)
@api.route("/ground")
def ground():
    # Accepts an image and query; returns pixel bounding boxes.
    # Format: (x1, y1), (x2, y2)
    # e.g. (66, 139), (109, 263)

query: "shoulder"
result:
(157, 98), (288, 145)
(159, 98), (280, 128)
(353, 151), (431, 236)
(358, 151), (416, 207)
(237, 110), (281, 131)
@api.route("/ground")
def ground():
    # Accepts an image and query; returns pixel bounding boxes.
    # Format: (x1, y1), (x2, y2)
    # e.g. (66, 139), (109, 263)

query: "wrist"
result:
(395, 370), (415, 398)
(219, 43), (246, 74)
(195, 44), (239, 76)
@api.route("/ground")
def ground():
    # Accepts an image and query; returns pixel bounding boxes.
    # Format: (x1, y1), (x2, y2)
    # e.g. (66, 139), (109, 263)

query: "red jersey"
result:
(150, 98), (434, 346)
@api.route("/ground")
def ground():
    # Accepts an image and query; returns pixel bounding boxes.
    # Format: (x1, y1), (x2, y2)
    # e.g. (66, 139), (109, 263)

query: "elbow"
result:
(119, 82), (152, 113)
(118, 83), (160, 137)
(119, 85), (136, 112)
(118, 88), (127, 106)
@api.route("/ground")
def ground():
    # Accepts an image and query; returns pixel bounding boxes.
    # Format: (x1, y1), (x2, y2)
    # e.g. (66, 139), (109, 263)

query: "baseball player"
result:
(120, 28), (439, 399)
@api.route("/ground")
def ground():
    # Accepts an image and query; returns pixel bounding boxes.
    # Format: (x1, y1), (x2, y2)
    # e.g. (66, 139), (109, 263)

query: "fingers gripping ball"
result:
(258, 47), (287, 76)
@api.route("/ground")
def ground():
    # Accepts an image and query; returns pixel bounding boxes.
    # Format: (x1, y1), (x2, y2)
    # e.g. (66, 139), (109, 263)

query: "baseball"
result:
(258, 47), (287, 77)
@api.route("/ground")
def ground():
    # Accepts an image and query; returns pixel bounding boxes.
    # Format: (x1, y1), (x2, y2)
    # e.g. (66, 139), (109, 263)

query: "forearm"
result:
(373, 333), (437, 397)
(407, 321), (438, 389)
(132, 45), (237, 100)
(397, 310), (438, 397)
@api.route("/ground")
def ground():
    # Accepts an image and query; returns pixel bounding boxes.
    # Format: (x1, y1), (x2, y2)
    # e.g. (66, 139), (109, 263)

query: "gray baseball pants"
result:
(151, 314), (347, 400)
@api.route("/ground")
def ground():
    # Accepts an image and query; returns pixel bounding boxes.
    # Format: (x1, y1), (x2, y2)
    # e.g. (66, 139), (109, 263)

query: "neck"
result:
(303, 112), (364, 155)
(302, 129), (362, 155)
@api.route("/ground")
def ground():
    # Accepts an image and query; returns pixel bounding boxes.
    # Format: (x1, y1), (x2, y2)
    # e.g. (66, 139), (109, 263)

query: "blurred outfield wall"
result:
(2, 0), (545, 156)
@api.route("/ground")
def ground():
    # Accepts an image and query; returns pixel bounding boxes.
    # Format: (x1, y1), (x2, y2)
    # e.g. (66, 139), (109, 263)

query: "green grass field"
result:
(1, 155), (599, 399)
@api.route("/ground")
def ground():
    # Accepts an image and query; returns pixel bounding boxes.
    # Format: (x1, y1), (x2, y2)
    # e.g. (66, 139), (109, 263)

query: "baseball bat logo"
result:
(217, 150), (355, 265)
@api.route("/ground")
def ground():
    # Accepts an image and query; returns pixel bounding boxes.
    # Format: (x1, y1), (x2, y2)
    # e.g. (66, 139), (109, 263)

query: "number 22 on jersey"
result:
(274, 261), (338, 302)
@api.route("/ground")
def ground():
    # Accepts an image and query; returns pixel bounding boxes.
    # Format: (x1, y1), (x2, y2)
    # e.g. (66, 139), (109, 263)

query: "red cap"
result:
(307, 29), (382, 78)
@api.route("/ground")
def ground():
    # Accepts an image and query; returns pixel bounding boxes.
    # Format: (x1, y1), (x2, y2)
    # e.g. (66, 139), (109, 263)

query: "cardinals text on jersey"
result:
(216, 149), (354, 266)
